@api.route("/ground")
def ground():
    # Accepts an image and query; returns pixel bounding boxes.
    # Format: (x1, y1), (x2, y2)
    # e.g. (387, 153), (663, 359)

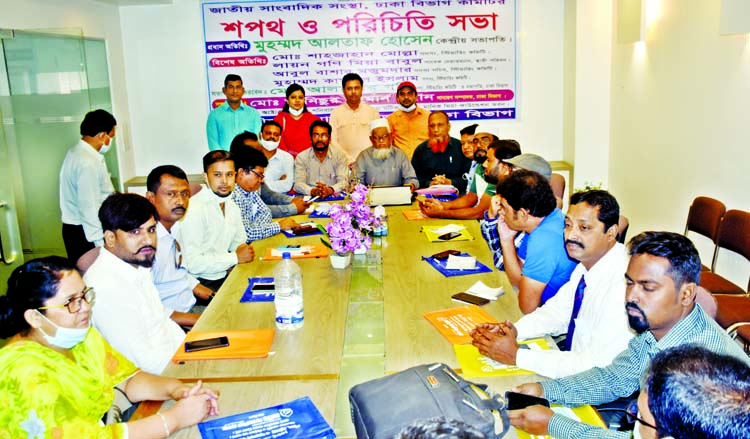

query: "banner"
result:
(202, 0), (516, 121)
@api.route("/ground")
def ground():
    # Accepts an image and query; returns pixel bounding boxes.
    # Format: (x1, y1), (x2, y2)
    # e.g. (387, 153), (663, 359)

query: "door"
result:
(0, 28), (118, 291)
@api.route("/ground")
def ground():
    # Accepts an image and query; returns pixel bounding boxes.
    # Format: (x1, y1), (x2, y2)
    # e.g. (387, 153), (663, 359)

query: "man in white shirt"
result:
(85, 192), (191, 374)
(254, 121), (295, 193)
(180, 150), (254, 290)
(471, 190), (634, 378)
(146, 165), (214, 312)
(59, 109), (117, 263)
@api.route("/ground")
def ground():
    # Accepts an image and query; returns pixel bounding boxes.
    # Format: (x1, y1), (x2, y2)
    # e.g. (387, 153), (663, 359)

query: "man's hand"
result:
(488, 195), (504, 219)
(508, 405), (554, 436)
(419, 198), (444, 218)
(235, 243), (255, 263)
(497, 214), (517, 241)
(279, 218), (300, 231)
(470, 322), (519, 365)
(511, 382), (545, 397)
(430, 174), (450, 186)
(311, 183), (334, 198)
(291, 197), (312, 214)
(193, 283), (214, 301)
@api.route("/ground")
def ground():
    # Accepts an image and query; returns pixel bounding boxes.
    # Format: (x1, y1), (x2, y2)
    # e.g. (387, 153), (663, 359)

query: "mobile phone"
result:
(184, 336), (230, 353)
(251, 283), (275, 291)
(451, 292), (490, 306)
(505, 392), (550, 410)
(438, 231), (461, 240)
(292, 226), (317, 236)
(432, 249), (461, 261)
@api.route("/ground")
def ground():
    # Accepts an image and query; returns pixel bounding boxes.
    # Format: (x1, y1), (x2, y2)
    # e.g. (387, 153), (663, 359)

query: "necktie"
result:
(563, 275), (586, 351)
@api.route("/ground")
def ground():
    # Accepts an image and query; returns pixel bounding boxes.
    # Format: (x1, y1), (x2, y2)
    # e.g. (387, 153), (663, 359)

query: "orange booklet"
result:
(423, 305), (499, 345)
(402, 209), (428, 220)
(262, 243), (329, 260)
(172, 329), (275, 363)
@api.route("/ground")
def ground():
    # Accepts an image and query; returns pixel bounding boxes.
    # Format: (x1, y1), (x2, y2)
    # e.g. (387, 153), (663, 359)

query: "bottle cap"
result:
(282, 252), (291, 259)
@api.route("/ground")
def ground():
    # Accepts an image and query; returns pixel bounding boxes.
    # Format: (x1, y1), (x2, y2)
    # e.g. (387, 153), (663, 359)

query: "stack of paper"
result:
(466, 281), (505, 300)
(369, 186), (412, 205)
(445, 254), (476, 270)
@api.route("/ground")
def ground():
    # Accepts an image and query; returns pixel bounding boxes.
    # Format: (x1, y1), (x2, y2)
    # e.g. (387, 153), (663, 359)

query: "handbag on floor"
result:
(349, 363), (510, 439)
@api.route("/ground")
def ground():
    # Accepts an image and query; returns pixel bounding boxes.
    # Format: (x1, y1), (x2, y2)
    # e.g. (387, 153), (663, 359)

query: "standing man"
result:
(354, 118), (419, 188)
(411, 111), (471, 192)
(491, 170), (576, 313)
(294, 120), (349, 196)
(59, 109), (117, 263)
(146, 165), (214, 312)
(180, 151), (254, 291)
(85, 193), (193, 374)
(507, 232), (750, 439)
(471, 190), (634, 379)
(387, 81), (431, 159)
(206, 74), (261, 151)
(329, 73), (380, 162)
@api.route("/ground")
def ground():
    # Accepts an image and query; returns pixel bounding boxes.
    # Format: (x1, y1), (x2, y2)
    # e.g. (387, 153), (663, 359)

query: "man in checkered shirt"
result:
(507, 231), (750, 439)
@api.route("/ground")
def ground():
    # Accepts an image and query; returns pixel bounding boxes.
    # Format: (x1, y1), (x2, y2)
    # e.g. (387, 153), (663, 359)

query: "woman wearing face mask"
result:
(0, 257), (220, 438)
(273, 83), (320, 158)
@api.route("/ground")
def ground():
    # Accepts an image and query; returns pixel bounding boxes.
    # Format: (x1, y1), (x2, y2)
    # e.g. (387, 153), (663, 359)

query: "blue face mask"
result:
(36, 310), (89, 349)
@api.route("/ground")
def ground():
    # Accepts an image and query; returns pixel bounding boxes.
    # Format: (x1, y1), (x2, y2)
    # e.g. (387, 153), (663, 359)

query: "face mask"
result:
(99, 135), (112, 155)
(36, 310), (89, 349)
(289, 106), (304, 117)
(400, 103), (417, 113)
(260, 139), (279, 151)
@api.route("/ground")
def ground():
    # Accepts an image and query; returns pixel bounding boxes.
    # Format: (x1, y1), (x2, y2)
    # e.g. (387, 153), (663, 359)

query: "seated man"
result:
(294, 120), (349, 197)
(420, 139), (520, 219)
(85, 193), (192, 374)
(504, 153), (563, 208)
(471, 190), (633, 378)
(354, 118), (419, 189)
(146, 165), (214, 311)
(637, 345), (750, 439)
(508, 232), (750, 439)
(253, 121), (294, 193)
(490, 170), (576, 313)
(230, 131), (310, 218)
(232, 147), (300, 241)
(180, 150), (254, 291)
(411, 111), (472, 192)
(481, 151), (554, 270)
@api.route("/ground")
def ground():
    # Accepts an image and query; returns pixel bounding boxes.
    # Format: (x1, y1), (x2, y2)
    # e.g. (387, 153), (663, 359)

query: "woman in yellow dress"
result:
(0, 256), (219, 438)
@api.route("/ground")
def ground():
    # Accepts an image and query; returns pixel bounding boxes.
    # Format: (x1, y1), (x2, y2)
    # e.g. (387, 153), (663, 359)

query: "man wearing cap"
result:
(420, 139), (520, 220)
(354, 118), (419, 189)
(411, 111), (473, 193)
(387, 81), (431, 160)
(329, 73), (381, 162)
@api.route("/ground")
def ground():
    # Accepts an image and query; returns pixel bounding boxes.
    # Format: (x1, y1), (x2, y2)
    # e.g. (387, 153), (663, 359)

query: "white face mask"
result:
(289, 106), (304, 117)
(99, 134), (112, 154)
(36, 310), (90, 349)
(400, 103), (417, 113)
(260, 139), (279, 151)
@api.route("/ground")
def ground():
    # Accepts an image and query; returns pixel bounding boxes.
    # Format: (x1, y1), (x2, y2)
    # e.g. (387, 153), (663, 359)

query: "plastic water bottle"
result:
(273, 252), (304, 330)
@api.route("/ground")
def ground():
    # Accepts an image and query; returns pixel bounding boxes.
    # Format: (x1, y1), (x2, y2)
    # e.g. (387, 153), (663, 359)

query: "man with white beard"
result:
(353, 118), (419, 189)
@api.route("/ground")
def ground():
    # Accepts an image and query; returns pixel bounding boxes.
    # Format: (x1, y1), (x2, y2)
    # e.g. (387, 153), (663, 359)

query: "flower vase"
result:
(330, 253), (352, 269)
(353, 245), (368, 255)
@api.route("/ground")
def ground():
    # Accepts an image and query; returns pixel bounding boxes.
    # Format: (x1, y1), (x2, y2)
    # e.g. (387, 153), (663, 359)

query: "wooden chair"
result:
(715, 294), (750, 351)
(684, 196), (726, 271)
(550, 173), (565, 209)
(76, 247), (101, 276)
(699, 210), (750, 295)
(617, 215), (629, 244)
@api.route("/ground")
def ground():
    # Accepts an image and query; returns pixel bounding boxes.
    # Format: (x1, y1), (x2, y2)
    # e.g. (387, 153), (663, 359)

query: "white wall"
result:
(119, 0), (567, 176)
(0, 0), (135, 183)
(609, 0), (750, 284)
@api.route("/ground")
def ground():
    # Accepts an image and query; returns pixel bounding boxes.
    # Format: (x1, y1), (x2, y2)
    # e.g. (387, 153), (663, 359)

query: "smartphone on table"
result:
(432, 249), (461, 261)
(451, 292), (490, 306)
(184, 336), (230, 352)
(505, 391), (550, 410)
(438, 231), (462, 240)
(251, 283), (275, 292)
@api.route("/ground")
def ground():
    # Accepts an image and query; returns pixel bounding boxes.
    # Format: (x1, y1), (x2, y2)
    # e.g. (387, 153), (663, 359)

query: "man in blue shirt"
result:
(508, 231), (750, 439)
(206, 74), (261, 151)
(493, 169), (577, 314)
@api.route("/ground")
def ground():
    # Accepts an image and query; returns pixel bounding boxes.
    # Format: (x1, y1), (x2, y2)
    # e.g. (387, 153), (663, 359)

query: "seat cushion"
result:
(715, 294), (750, 345)
(699, 271), (746, 295)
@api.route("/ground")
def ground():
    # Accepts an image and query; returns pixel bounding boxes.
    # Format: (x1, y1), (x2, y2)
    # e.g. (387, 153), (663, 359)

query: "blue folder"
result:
(240, 277), (275, 302)
(421, 253), (492, 277)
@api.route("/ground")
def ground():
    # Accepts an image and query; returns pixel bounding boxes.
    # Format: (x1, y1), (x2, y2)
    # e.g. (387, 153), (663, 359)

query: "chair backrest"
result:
(76, 247), (101, 276)
(550, 173), (565, 209)
(684, 196), (726, 241)
(715, 210), (750, 262)
(617, 215), (629, 244)
(190, 182), (203, 197)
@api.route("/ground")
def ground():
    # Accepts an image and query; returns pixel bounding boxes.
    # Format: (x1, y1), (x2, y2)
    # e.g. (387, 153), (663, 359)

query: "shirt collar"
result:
(653, 304), (703, 349)
(100, 247), (151, 277)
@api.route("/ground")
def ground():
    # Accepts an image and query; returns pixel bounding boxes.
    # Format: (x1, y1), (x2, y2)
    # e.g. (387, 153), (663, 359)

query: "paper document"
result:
(454, 338), (550, 377)
(515, 405), (605, 439)
(431, 224), (466, 235)
(445, 254), (476, 270)
(369, 186), (412, 205)
(466, 281), (504, 300)
(424, 305), (498, 344)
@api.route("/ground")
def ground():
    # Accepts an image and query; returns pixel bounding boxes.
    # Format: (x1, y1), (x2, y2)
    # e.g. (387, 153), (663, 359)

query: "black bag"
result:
(349, 363), (510, 439)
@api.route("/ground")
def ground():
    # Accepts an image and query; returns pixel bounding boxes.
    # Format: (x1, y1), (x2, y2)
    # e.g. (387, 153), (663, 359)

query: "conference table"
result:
(142, 202), (548, 438)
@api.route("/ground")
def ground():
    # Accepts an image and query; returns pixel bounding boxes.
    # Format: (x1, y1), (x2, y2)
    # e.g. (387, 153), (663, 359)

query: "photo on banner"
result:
(201, 0), (517, 121)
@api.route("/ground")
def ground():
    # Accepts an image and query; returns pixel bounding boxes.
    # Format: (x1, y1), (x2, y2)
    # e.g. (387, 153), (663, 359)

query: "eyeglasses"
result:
(174, 239), (183, 269)
(598, 404), (658, 431)
(472, 136), (492, 145)
(38, 287), (96, 314)
(249, 169), (265, 180)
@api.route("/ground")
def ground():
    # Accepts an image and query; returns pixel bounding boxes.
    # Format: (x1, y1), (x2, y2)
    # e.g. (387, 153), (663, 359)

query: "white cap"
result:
(370, 118), (390, 132)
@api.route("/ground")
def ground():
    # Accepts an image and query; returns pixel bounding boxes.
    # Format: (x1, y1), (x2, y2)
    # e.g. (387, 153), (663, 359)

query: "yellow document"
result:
(454, 338), (551, 377)
(515, 405), (606, 439)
